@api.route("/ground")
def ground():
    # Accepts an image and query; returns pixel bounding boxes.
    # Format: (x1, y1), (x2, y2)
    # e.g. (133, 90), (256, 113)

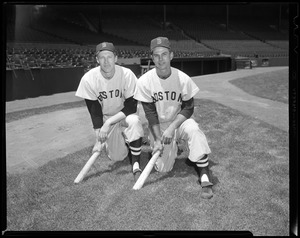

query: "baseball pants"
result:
(100, 114), (144, 161)
(148, 118), (211, 172)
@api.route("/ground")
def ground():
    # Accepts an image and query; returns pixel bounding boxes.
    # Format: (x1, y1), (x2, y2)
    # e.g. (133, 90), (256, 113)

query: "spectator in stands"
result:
(134, 37), (214, 199)
(75, 42), (144, 182)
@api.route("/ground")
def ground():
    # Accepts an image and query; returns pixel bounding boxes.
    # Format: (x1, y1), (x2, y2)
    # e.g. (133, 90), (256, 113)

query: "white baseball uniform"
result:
(134, 67), (211, 172)
(76, 65), (144, 161)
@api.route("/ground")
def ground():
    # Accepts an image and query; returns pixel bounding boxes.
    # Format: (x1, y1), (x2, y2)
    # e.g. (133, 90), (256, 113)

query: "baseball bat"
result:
(132, 150), (161, 190)
(74, 144), (103, 184)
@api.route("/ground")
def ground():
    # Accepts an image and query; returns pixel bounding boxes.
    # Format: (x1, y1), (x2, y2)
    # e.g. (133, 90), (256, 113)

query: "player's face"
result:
(152, 47), (173, 71)
(96, 50), (117, 73)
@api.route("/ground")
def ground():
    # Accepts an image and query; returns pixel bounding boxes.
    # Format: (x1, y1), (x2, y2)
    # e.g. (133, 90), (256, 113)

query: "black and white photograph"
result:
(2, 2), (297, 236)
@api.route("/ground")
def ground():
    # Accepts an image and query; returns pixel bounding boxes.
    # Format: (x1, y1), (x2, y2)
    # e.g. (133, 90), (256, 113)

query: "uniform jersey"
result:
(134, 67), (199, 124)
(76, 65), (137, 119)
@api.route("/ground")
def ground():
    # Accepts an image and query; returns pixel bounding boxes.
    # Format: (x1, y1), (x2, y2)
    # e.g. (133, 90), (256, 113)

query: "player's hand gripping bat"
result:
(74, 143), (104, 184)
(132, 150), (161, 190)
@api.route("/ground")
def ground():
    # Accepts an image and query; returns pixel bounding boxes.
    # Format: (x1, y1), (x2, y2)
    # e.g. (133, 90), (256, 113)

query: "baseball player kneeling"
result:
(134, 37), (214, 199)
(75, 42), (144, 182)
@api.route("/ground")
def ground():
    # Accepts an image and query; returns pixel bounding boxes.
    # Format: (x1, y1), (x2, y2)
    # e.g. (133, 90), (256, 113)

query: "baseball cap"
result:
(150, 37), (171, 51)
(96, 42), (115, 54)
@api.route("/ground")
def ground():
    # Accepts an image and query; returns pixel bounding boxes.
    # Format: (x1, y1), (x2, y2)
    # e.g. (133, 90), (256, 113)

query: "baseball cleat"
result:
(133, 168), (142, 182)
(199, 181), (214, 199)
(201, 186), (213, 199)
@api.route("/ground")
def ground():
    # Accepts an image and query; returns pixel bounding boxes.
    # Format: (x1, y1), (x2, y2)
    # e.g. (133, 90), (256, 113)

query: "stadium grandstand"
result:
(6, 4), (289, 70)
(5, 4), (291, 101)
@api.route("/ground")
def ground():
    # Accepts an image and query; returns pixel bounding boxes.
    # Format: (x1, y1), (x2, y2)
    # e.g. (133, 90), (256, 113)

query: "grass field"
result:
(229, 69), (288, 104)
(5, 69), (289, 235)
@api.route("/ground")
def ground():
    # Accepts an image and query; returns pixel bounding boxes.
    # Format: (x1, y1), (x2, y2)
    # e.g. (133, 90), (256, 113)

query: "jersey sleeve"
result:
(134, 77), (153, 103)
(85, 99), (103, 129)
(179, 97), (194, 119)
(141, 101), (159, 126)
(75, 75), (98, 100)
(180, 72), (200, 101)
(123, 69), (138, 99)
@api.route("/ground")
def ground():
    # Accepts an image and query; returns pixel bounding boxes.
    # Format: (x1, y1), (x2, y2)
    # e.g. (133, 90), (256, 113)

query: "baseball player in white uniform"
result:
(75, 42), (144, 181)
(134, 37), (214, 199)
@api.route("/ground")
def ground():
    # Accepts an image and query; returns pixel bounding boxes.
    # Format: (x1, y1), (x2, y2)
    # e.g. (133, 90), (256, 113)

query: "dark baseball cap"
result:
(150, 37), (171, 51)
(96, 42), (115, 54)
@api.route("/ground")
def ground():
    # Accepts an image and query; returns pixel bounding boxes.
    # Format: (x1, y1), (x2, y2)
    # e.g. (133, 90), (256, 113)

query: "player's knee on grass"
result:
(154, 142), (177, 173)
(106, 125), (129, 161)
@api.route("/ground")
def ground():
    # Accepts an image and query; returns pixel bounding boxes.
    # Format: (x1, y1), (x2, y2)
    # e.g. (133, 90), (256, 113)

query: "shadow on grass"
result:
(79, 149), (220, 189)
(77, 148), (149, 183)
(138, 152), (220, 188)
(80, 156), (132, 183)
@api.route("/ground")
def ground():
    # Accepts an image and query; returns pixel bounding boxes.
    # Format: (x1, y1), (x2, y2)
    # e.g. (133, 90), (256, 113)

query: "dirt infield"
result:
(5, 66), (288, 173)
(6, 107), (94, 173)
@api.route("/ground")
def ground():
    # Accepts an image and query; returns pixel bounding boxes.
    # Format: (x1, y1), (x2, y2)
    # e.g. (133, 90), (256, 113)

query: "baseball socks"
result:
(196, 154), (213, 199)
(129, 138), (142, 181)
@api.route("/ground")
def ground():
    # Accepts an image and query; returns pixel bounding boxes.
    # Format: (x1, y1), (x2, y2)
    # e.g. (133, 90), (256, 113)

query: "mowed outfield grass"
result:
(229, 68), (288, 104)
(5, 68), (289, 235)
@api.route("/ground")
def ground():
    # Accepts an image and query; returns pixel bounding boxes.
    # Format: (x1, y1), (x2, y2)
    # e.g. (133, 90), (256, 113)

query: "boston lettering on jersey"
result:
(97, 89), (123, 101)
(151, 91), (182, 103)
